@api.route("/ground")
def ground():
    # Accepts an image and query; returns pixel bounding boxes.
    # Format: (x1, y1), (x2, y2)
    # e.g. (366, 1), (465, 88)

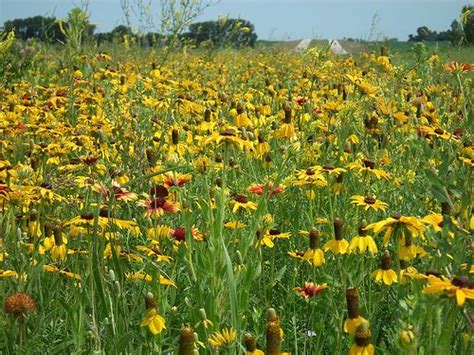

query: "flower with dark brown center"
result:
(82, 156), (99, 165)
(4, 292), (36, 317)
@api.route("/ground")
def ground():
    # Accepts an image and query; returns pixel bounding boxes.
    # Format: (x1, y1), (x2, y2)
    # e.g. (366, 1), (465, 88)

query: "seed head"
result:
(4, 292), (36, 317)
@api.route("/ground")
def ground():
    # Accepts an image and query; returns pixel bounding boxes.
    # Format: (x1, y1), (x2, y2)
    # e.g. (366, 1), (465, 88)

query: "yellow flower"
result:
(43, 264), (81, 280)
(323, 239), (349, 254)
(349, 319), (375, 355)
(0, 269), (20, 279)
(367, 215), (424, 245)
(303, 247), (325, 266)
(372, 268), (398, 285)
(372, 250), (398, 285)
(276, 123), (295, 138)
(350, 195), (388, 212)
(323, 218), (348, 254)
(224, 220), (247, 229)
(349, 235), (377, 255)
(422, 275), (474, 306)
(141, 308), (166, 335)
(293, 166), (327, 187)
(141, 293), (166, 335)
(231, 194), (258, 213)
(347, 159), (390, 180)
(208, 328), (237, 348)
(400, 265), (427, 285)
(201, 127), (253, 151)
(256, 229), (274, 248)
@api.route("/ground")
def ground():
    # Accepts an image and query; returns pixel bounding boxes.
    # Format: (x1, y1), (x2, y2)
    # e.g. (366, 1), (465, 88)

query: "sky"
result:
(0, 0), (471, 41)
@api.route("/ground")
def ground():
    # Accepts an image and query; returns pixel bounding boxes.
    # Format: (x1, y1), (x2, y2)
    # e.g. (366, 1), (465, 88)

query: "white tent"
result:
(329, 39), (348, 55)
(295, 38), (312, 52)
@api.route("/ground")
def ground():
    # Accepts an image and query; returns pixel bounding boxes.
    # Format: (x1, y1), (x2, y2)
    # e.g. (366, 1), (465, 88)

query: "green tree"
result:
(3, 16), (65, 42)
(461, 5), (474, 44)
(186, 17), (258, 48)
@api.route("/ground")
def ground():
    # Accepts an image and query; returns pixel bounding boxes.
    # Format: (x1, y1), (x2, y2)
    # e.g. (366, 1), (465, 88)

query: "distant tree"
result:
(461, 5), (474, 44)
(110, 25), (135, 40)
(3, 16), (65, 42)
(186, 17), (257, 48)
(448, 20), (463, 45)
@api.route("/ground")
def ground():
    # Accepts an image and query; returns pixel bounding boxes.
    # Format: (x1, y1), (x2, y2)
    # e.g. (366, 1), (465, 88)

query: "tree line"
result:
(408, 5), (473, 45)
(1, 15), (258, 48)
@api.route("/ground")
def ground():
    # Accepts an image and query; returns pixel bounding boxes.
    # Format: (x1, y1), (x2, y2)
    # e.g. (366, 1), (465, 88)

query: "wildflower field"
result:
(0, 41), (473, 354)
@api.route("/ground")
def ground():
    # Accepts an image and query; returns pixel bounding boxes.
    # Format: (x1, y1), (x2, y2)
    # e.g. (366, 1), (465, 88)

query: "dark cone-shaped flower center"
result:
(382, 250), (392, 270)
(451, 276), (472, 289)
(244, 334), (257, 352)
(362, 159), (375, 169)
(151, 185), (169, 198)
(171, 129), (179, 145)
(234, 194), (248, 203)
(346, 288), (360, 319)
(309, 229), (319, 249)
(220, 129), (236, 137)
(355, 326), (372, 347)
(364, 196), (376, 205)
(334, 218), (343, 240)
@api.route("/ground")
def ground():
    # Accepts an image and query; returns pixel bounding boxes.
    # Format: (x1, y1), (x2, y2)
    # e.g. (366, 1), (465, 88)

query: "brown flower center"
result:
(362, 159), (375, 169)
(220, 129), (236, 137)
(451, 276), (472, 289)
(234, 194), (248, 203)
(364, 196), (376, 205)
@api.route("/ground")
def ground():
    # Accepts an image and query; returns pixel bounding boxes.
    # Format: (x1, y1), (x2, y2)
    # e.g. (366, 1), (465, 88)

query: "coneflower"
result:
(266, 308), (282, 355)
(178, 324), (195, 355)
(344, 287), (368, 333)
(372, 250), (398, 285)
(349, 319), (375, 355)
(303, 228), (325, 266)
(323, 217), (349, 254)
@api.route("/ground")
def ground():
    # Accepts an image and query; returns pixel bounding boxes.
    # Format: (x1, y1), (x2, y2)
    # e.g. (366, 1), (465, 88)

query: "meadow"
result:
(0, 38), (473, 354)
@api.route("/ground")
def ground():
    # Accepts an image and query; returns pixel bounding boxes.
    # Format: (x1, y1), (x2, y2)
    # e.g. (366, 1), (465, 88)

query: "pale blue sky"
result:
(0, 0), (471, 40)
